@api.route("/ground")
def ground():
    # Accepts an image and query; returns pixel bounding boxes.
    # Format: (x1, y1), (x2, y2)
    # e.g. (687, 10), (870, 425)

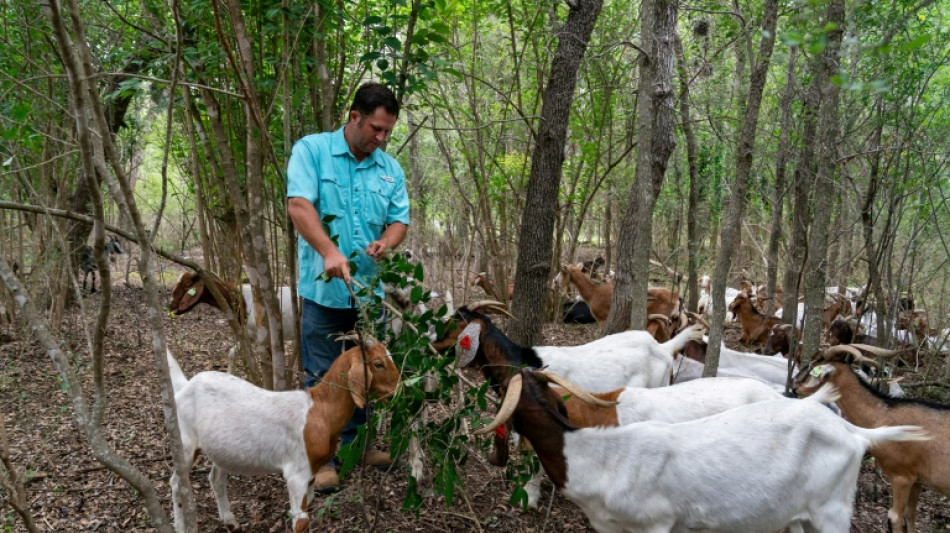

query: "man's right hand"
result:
(323, 250), (351, 283)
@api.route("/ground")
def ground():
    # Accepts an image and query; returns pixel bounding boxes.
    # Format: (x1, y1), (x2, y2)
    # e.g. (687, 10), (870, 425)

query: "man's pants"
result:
(300, 298), (365, 456)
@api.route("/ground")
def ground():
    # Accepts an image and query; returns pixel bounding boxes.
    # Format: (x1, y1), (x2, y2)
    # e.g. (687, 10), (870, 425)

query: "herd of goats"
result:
(157, 254), (950, 533)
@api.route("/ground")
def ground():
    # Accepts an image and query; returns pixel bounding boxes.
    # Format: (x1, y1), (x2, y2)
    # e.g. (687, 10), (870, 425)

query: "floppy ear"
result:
(346, 357), (373, 409)
(175, 277), (205, 312)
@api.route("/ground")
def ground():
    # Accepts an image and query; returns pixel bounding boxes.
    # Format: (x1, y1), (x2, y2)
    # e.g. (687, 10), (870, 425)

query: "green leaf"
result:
(899, 34), (931, 52)
(376, 58), (390, 70)
(413, 262), (424, 282)
(362, 15), (383, 25)
(384, 36), (402, 50)
(410, 285), (423, 304)
(359, 51), (382, 62)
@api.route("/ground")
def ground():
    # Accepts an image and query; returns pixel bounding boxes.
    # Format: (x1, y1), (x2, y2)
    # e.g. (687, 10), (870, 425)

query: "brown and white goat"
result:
(755, 283), (784, 313)
(478, 369), (926, 533)
(794, 344), (949, 533)
(728, 292), (782, 345)
(167, 336), (400, 533)
(558, 265), (680, 324)
(168, 271), (296, 337)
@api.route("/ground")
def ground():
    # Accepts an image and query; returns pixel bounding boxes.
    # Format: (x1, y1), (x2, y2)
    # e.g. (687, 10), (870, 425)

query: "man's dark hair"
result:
(350, 82), (399, 117)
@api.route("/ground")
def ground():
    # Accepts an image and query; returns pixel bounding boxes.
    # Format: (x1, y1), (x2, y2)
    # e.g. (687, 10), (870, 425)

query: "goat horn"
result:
(473, 374), (523, 436)
(686, 312), (711, 329)
(335, 332), (377, 349)
(779, 324), (794, 332)
(848, 344), (904, 359)
(648, 314), (671, 324)
(467, 299), (515, 318)
(821, 345), (881, 369)
(532, 371), (617, 407)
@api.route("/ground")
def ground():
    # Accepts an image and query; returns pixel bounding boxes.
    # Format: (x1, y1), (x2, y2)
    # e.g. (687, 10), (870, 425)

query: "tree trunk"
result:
(800, 0), (845, 363)
(603, 0), (677, 334)
(704, 0), (778, 377)
(764, 47), (798, 315)
(508, 0), (604, 347)
(674, 33), (701, 312)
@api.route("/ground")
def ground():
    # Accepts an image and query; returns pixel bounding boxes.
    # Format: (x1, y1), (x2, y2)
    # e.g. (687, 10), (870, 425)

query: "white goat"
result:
(478, 371), (929, 533)
(673, 337), (796, 390)
(166, 339), (400, 533)
(531, 324), (708, 391)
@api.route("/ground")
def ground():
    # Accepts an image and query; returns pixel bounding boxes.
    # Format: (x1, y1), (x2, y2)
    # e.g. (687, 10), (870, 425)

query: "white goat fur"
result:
(166, 346), (396, 532)
(533, 323), (706, 391)
(612, 377), (785, 425)
(671, 356), (787, 393)
(521, 377), (785, 509)
(554, 386), (927, 533)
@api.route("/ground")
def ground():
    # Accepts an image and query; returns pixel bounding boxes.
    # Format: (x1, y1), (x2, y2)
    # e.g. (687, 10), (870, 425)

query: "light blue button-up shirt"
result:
(287, 126), (410, 308)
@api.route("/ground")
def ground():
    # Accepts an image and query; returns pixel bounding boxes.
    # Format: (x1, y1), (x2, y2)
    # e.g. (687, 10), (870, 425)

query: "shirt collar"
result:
(330, 125), (384, 167)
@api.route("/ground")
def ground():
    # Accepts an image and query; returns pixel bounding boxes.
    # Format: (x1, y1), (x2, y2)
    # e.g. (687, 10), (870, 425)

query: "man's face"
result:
(347, 108), (397, 159)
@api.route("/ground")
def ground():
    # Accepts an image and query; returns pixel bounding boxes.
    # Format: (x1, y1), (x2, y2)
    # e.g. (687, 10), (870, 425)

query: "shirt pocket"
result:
(365, 177), (396, 226)
(318, 175), (345, 217)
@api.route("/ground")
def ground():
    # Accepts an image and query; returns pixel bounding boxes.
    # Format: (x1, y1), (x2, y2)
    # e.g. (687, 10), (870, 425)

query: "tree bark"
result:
(674, 33), (701, 312)
(603, 0), (677, 334)
(508, 0), (603, 347)
(764, 47), (798, 315)
(800, 0), (845, 363)
(704, 0), (778, 377)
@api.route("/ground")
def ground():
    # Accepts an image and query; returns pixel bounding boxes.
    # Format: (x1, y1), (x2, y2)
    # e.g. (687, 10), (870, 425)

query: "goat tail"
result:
(166, 349), (189, 392)
(661, 323), (706, 355)
(862, 425), (930, 448)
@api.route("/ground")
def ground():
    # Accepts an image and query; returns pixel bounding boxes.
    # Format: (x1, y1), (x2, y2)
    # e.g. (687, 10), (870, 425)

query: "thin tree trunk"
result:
(508, 0), (604, 347)
(765, 47), (798, 315)
(800, 0), (845, 363)
(862, 99), (888, 346)
(704, 0), (778, 376)
(674, 33), (701, 312)
(604, 0), (677, 334)
(45, 0), (190, 528)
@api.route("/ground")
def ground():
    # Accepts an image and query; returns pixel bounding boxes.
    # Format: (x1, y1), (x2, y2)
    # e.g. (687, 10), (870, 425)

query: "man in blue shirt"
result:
(287, 82), (409, 492)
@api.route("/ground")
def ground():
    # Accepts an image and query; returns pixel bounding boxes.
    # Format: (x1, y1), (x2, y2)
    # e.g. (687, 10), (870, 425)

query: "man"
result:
(287, 82), (409, 492)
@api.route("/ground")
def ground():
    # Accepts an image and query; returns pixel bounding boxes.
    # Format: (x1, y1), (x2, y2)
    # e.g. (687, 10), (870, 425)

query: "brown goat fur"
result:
(168, 271), (247, 321)
(728, 293), (781, 345)
(794, 349), (950, 533)
(554, 386), (622, 427)
(560, 265), (680, 323)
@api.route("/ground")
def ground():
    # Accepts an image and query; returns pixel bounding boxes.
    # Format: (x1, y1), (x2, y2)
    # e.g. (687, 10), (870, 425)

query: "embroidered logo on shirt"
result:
(380, 175), (395, 183)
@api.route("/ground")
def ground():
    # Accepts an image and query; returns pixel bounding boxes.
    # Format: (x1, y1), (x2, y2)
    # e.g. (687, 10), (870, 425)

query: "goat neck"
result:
(491, 371), (574, 488)
(302, 344), (394, 472)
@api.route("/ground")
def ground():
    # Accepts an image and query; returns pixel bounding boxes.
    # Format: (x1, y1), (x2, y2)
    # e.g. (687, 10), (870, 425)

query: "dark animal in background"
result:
(828, 317), (854, 346)
(562, 300), (596, 324)
(581, 256), (606, 280)
(79, 236), (124, 294)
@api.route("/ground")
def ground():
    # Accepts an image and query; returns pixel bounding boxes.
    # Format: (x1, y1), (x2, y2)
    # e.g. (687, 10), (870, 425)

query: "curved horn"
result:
(779, 323), (794, 332)
(648, 314), (671, 323)
(821, 345), (881, 368)
(532, 371), (617, 408)
(473, 374), (523, 436)
(686, 312), (711, 329)
(848, 344), (904, 359)
(467, 299), (515, 318)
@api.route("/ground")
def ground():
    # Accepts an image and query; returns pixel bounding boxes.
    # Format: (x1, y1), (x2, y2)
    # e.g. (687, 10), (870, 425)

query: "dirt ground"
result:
(1, 265), (949, 532)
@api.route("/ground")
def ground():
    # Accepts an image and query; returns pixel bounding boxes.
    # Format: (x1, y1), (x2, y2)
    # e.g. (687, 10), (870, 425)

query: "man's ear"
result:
(349, 109), (361, 124)
(176, 278), (205, 312)
(347, 357), (373, 409)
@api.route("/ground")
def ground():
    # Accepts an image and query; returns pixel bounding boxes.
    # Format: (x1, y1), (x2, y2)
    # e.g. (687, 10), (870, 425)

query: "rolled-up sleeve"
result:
(287, 139), (319, 203)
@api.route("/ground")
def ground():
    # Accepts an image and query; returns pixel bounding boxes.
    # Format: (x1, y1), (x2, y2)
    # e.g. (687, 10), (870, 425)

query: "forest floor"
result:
(1, 259), (950, 532)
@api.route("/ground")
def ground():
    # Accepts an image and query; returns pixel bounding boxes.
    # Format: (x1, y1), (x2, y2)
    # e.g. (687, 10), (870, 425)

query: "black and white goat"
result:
(79, 235), (124, 294)
(477, 369), (928, 533)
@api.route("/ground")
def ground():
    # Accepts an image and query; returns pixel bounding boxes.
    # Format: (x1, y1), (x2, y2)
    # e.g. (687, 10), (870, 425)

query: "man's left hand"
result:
(366, 239), (389, 261)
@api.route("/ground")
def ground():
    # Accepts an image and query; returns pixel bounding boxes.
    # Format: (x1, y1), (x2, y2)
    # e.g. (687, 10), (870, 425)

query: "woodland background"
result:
(0, 0), (949, 531)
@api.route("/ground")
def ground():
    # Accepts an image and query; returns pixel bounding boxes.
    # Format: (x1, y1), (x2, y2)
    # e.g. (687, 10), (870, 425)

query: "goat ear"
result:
(176, 277), (205, 311)
(347, 358), (372, 409)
